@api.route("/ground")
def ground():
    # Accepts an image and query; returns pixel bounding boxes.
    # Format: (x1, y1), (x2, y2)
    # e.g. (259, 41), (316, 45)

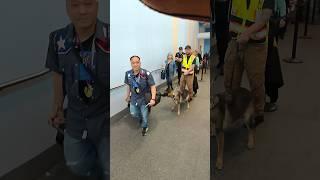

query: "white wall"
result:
(110, 0), (199, 117)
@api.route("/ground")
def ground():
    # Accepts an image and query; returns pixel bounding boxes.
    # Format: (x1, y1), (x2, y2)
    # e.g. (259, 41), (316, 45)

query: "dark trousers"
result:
(177, 69), (182, 85)
(265, 37), (283, 104)
(215, 0), (230, 68)
(193, 74), (199, 94)
(166, 77), (173, 90)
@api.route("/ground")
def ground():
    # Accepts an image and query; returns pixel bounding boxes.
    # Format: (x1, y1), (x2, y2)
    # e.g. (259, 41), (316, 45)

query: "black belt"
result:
(230, 32), (266, 44)
(182, 67), (190, 70)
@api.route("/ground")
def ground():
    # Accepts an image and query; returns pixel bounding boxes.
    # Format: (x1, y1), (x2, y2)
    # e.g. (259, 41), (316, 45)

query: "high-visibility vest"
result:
(229, 0), (268, 43)
(182, 55), (196, 69)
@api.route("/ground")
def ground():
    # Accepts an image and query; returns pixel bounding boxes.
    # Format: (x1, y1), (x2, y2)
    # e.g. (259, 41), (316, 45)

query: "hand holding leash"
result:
(237, 32), (250, 44)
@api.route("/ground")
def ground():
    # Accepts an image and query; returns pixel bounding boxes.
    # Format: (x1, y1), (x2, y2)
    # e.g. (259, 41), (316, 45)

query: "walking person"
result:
(125, 56), (156, 136)
(180, 45), (196, 101)
(45, 0), (109, 178)
(265, 0), (286, 112)
(193, 50), (200, 96)
(164, 53), (176, 95)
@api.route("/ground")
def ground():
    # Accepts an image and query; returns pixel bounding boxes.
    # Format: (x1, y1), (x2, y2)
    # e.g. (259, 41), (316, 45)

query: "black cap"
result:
(179, 47), (183, 50)
(185, 45), (191, 49)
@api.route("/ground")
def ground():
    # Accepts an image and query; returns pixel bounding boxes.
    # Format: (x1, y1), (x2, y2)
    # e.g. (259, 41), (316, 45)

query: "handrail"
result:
(110, 67), (163, 91)
(0, 69), (50, 91)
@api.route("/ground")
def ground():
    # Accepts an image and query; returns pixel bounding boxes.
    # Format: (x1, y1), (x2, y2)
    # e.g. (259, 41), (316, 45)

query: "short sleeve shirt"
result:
(124, 68), (155, 106)
(186, 55), (196, 65)
(45, 20), (109, 140)
(175, 52), (184, 68)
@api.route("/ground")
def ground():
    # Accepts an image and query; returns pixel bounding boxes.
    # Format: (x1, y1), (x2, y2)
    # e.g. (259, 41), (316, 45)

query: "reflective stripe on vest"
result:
(182, 55), (195, 69)
(229, 0), (268, 42)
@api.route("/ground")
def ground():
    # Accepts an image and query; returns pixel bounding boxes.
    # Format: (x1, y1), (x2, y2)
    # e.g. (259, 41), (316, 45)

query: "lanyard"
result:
(131, 72), (141, 86)
(76, 33), (96, 71)
(91, 38), (96, 70)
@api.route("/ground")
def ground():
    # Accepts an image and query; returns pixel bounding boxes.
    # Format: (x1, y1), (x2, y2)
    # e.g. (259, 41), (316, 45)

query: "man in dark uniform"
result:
(45, 0), (109, 179)
(175, 47), (185, 85)
(125, 56), (156, 136)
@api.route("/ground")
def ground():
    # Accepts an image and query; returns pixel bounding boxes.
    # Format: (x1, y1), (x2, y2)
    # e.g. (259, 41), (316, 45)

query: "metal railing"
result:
(0, 69), (50, 91)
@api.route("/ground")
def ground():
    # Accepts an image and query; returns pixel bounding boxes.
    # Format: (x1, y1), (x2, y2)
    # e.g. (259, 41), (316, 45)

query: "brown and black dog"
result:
(168, 87), (191, 115)
(211, 87), (257, 170)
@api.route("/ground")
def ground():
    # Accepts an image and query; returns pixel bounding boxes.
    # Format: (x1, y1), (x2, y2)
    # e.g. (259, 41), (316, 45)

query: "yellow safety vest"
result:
(230, 0), (268, 43)
(182, 55), (196, 69)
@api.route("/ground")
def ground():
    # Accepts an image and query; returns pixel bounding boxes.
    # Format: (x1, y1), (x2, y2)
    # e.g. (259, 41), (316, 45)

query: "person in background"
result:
(175, 47), (185, 85)
(265, 0), (286, 112)
(180, 45), (196, 100)
(193, 50), (200, 96)
(202, 53), (209, 74)
(224, 0), (275, 148)
(125, 56), (156, 136)
(164, 53), (176, 95)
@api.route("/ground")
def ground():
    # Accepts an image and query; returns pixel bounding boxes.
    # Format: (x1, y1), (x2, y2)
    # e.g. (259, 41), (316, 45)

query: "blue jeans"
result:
(64, 132), (109, 180)
(130, 102), (149, 128)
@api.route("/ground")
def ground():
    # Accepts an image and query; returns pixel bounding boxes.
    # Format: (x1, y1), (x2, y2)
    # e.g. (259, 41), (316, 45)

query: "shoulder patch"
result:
(53, 26), (73, 55)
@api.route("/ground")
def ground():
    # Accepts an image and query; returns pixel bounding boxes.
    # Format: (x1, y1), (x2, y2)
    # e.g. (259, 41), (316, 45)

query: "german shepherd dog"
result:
(168, 87), (191, 115)
(211, 87), (257, 170)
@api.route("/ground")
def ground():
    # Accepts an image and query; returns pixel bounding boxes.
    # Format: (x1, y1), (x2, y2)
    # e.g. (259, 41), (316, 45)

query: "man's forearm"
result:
(244, 22), (266, 36)
(53, 72), (64, 111)
(243, 9), (272, 36)
(151, 86), (156, 99)
(126, 85), (131, 98)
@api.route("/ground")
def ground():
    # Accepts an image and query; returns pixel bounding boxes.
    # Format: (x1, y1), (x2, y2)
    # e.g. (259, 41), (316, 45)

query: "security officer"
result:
(224, 0), (274, 148)
(45, 0), (109, 179)
(180, 45), (196, 100)
(125, 56), (156, 136)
